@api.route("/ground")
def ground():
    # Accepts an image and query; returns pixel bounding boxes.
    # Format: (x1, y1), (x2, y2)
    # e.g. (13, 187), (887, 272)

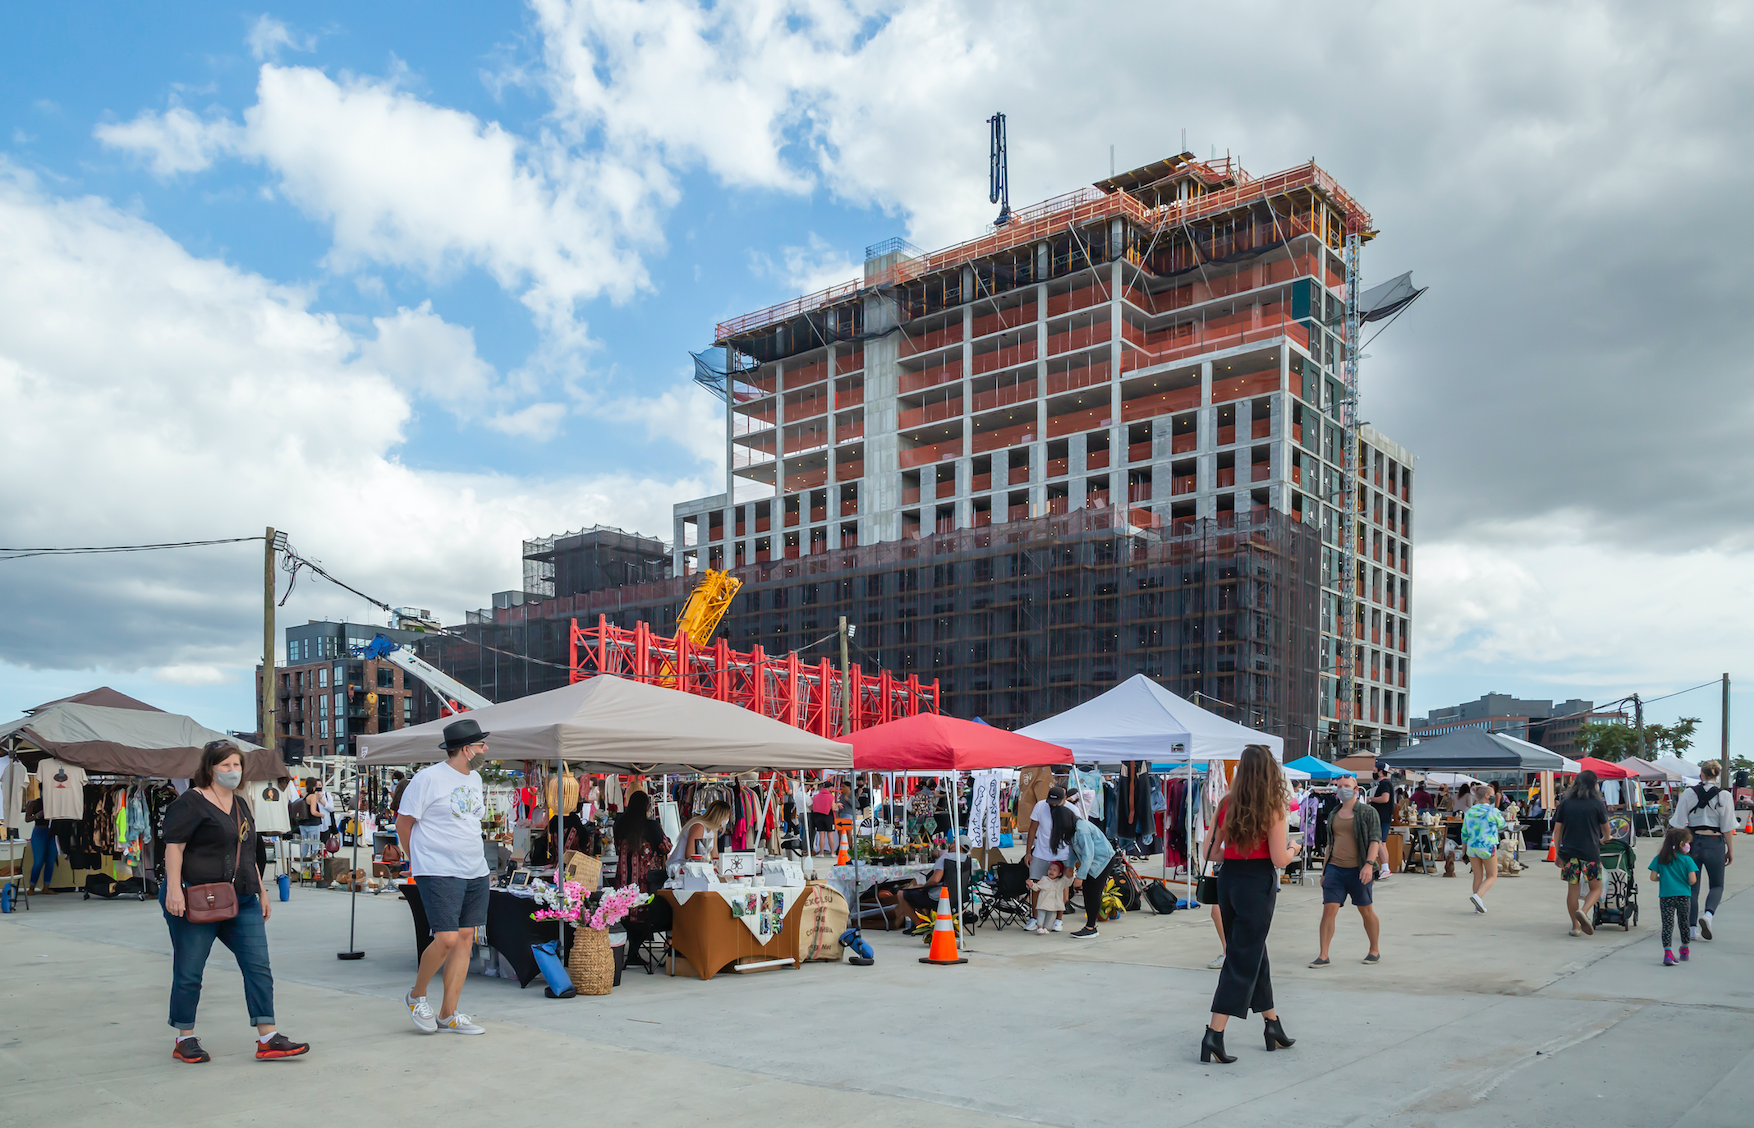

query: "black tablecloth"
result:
(401, 883), (559, 989)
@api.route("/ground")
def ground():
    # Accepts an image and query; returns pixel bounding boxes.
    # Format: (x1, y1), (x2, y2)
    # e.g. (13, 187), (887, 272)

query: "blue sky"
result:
(0, 2), (1747, 754)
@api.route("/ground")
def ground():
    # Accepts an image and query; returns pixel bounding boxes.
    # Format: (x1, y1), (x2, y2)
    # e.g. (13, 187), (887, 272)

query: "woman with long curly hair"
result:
(1199, 744), (1301, 1064)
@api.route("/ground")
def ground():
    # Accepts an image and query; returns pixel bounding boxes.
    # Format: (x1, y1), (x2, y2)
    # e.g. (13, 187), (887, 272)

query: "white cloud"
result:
(755, 233), (862, 295)
(0, 165), (706, 688)
(246, 15), (318, 62)
(486, 401), (568, 439)
(356, 301), (498, 415)
(152, 664), (235, 687)
(95, 106), (239, 178)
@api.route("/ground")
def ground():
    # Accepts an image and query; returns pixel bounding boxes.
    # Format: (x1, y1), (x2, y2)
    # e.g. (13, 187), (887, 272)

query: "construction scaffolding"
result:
(425, 504), (1319, 744)
(566, 615), (937, 737)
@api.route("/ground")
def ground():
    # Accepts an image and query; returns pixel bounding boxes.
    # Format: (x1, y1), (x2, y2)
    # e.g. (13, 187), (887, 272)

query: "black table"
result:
(401, 883), (559, 989)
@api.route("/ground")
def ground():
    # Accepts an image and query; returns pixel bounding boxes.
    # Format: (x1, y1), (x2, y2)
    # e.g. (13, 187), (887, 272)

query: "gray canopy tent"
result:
(0, 689), (285, 780)
(357, 675), (853, 965)
(1377, 729), (1565, 773)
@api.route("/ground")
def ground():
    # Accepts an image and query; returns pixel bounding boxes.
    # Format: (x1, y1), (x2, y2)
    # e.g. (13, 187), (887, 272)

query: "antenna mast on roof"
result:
(988, 112), (1011, 227)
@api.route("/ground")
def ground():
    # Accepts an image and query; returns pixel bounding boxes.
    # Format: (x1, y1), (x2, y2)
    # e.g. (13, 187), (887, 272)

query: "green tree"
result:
(1575, 722), (1639, 761)
(1645, 717), (1700, 758)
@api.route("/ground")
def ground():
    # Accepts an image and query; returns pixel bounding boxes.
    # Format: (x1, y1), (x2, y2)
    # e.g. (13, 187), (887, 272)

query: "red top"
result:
(1215, 801), (1272, 860)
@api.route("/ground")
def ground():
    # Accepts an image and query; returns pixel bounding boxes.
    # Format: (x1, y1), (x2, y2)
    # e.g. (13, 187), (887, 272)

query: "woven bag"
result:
(562, 850), (602, 891)
(568, 927), (615, 995)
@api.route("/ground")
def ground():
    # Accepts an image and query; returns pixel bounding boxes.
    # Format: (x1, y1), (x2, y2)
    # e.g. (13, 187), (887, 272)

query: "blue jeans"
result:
(159, 884), (275, 1029)
(29, 826), (57, 885)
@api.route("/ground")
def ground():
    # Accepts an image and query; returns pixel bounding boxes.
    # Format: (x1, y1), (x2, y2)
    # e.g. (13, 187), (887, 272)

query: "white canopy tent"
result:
(1652, 755), (1702, 783)
(1018, 675), (1286, 902)
(1016, 674), (1285, 762)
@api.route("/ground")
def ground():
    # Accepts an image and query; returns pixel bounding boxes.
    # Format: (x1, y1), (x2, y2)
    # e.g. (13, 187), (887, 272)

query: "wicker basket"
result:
(568, 926), (615, 995)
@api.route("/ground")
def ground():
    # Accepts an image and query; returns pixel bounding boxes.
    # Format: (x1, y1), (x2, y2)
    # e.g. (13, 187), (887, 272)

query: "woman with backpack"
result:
(1668, 761), (1735, 942)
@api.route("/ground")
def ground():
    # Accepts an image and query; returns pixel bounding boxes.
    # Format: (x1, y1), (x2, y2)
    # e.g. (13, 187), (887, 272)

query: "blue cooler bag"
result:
(531, 941), (576, 998)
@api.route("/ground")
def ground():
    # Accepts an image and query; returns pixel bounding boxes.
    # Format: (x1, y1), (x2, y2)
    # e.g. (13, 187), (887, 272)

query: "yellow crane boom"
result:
(675, 569), (742, 646)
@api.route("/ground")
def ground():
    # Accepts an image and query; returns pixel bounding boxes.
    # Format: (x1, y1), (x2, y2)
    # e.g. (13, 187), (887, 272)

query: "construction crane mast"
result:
(674, 569), (743, 646)
(1337, 231), (1362, 757)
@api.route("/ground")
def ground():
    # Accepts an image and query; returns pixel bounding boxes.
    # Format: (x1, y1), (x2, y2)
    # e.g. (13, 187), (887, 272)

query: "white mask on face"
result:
(1336, 786), (1356, 802)
(214, 769), (243, 790)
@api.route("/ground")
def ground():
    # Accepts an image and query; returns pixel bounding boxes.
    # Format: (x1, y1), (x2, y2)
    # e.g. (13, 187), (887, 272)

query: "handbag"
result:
(185, 801), (245, 924)
(1196, 863), (1219, 906)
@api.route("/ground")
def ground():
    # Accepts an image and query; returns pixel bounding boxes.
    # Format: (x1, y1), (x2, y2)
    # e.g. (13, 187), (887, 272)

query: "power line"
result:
(0, 536), (263, 561)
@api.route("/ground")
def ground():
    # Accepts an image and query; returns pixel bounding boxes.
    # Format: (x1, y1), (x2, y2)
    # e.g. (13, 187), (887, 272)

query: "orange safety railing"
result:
(1129, 441), (1152, 464)
(1086, 448), (1110, 471)
(972, 301), (1037, 338)
(1047, 283), (1110, 318)
(899, 438), (963, 468)
(897, 397), (964, 431)
(972, 338), (1037, 375)
(901, 323), (966, 357)
(1212, 368), (1281, 404)
(972, 421), (1036, 453)
(1048, 320), (1111, 357)
(900, 360), (962, 393)
(785, 358), (828, 388)
(835, 382), (864, 408)
(1171, 432), (1197, 454)
(1121, 385), (1199, 421)
(1047, 404), (1112, 439)
(1046, 361), (1111, 396)
(971, 378), (1036, 413)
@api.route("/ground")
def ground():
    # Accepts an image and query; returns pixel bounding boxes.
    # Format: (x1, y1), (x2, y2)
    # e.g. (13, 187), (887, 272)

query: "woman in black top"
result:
(1552, 769), (1611, 937)
(160, 741), (309, 1064)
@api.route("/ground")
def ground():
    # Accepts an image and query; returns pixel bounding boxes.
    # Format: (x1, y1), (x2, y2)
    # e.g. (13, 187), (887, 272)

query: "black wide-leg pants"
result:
(1211, 858), (1277, 1018)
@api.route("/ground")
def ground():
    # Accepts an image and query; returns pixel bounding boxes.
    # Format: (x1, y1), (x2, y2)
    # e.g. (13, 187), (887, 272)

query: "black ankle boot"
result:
(1200, 1026), (1236, 1064)
(1263, 1016), (1295, 1050)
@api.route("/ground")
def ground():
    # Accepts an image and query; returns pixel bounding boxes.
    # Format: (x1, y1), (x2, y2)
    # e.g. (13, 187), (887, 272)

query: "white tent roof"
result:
(356, 675), (852, 773)
(1015, 674), (1284, 761)
(1652, 754), (1702, 782)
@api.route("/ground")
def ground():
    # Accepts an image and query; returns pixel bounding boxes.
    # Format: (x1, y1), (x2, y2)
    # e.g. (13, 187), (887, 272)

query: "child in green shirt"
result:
(1648, 828), (1698, 965)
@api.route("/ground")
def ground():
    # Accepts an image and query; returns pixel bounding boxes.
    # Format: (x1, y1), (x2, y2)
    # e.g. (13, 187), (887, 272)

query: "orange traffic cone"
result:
(835, 819), (852, 865)
(1546, 841), (1557, 863)
(919, 886), (967, 965)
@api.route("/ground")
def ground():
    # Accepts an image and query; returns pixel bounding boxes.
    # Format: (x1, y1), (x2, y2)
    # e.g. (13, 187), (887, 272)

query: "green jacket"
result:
(1325, 800), (1382, 866)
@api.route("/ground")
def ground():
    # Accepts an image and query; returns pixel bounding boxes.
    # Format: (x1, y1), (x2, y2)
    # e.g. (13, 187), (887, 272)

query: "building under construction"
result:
(429, 150), (1415, 753)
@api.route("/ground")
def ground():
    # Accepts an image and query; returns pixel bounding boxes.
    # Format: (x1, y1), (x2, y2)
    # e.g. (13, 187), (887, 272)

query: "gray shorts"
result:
(420, 875), (489, 933)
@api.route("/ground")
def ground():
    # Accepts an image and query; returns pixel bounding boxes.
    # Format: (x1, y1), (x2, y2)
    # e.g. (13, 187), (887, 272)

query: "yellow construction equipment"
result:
(674, 569), (742, 646)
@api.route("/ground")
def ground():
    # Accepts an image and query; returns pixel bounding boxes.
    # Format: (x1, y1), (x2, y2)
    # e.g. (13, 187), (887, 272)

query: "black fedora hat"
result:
(441, 718), (491, 751)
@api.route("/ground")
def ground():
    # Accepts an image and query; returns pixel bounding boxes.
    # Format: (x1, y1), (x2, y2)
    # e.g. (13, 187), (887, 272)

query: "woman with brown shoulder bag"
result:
(160, 740), (309, 1064)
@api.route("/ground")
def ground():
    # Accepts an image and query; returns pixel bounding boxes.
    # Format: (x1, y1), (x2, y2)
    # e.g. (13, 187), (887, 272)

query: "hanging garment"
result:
(967, 771), (1004, 849)
(38, 758), (88, 820)
(1070, 765), (1104, 820)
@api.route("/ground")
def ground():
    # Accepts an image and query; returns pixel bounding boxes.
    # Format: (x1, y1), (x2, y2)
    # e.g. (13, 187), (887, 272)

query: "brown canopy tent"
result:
(356, 674), (852, 773)
(0, 692), (287, 781)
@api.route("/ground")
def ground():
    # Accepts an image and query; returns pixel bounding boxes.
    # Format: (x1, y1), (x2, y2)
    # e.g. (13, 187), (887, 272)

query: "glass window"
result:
(319, 695), (327, 716)
(377, 667), (393, 688)
(403, 696), (413, 723)
(320, 718), (329, 739)
(318, 667), (328, 688)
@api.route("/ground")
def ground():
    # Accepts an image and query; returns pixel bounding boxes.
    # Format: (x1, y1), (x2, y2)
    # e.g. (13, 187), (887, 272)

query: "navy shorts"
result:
(1322, 863), (1374, 907)
(420, 874), (489, 933)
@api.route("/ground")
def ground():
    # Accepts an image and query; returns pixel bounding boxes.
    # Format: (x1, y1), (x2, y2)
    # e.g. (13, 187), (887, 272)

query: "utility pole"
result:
(839, 616), (852, 736)
(262, 527), (282, 755)
(1723, 673), (1731, 792)
(1633, 693), (1645, 761)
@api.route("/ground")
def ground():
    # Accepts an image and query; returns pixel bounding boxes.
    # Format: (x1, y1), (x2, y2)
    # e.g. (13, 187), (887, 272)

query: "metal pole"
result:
(339, 765), (364, 959)
(262, 527), (277, 761)
(1722, 673), (1731, 800)
(839, 617), (852, 736)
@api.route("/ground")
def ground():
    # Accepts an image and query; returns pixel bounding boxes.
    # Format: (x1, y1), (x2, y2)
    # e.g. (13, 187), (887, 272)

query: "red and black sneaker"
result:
(255, 1032), (310, 1060)
(171, 1037), (210, 1064)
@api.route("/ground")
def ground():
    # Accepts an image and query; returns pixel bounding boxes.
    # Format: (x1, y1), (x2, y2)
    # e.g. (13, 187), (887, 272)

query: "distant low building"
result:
(1411, 693), (1626, 756)
(258, 620), (438, 760)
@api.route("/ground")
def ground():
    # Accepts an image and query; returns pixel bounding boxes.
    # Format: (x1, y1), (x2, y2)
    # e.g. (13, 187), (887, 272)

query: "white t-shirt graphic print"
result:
(398, 761), (488, 879)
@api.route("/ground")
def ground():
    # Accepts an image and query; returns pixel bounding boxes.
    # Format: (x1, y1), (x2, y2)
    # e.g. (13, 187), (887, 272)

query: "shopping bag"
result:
(531, 940), (576, 998)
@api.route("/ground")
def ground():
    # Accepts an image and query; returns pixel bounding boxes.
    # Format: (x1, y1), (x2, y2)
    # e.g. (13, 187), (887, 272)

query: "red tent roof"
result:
(1572, 756), (1636, 780)
(846, 713), (1071, 771)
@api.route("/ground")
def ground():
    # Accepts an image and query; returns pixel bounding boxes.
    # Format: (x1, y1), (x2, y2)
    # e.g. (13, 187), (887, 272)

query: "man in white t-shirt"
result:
(397, 719), (491, 1037)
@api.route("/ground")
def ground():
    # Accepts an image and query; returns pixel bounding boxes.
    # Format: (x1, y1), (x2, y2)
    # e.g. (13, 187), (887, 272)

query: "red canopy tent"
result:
(1572, 756), (1636, 780)
(845, 713), (1071, 771)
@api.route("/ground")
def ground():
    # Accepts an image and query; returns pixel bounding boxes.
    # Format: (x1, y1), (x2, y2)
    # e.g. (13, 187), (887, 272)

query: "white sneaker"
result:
(436, 1011), (485, 1035)
(1208, 954), (1226, 969)
(405, 992), (437, 1034)
(1469, 893), (1486, 914)
(1691, 927), (1701, 942)
(1023, 918), (1038, 931)
(1050, 919), (1063, 932)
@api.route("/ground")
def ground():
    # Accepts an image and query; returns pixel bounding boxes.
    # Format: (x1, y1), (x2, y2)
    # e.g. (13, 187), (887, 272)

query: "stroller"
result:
(1592, 814), (1639, 932)
(972, 862), (1033, 930)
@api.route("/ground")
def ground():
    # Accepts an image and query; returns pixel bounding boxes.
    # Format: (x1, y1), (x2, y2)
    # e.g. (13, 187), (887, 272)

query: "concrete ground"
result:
(2, 844), (1750, 1128)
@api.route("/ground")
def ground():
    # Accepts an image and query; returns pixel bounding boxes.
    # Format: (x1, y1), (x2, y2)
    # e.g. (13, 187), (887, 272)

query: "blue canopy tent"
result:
(1284, 755), (1356, 780)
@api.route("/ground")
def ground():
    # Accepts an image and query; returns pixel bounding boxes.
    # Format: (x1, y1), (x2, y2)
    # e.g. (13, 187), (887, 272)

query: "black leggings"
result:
(1211, 859), (1277, 1019)
(1660, 895), (1690, 949)
(1085, 858), (1121, 930)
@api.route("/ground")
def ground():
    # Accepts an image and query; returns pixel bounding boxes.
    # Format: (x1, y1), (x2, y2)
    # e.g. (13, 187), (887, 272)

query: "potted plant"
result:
(532, 881), (649, 994)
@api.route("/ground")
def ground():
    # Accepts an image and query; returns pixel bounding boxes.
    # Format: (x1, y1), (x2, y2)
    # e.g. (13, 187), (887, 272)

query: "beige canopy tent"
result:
(356, 675), (853, 772)
(0, 690), (286, 781)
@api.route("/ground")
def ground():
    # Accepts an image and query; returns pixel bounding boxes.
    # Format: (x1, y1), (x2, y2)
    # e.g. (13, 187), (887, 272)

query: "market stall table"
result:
(825, 861), (935, 914)
(658, 886), (808, 981)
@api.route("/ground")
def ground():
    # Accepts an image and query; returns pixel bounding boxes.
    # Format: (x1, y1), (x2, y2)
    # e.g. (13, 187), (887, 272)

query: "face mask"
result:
(1681, 843), (1691, 854)
(214, 769), (243, 789)
(1336, 788), (1356, 802)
